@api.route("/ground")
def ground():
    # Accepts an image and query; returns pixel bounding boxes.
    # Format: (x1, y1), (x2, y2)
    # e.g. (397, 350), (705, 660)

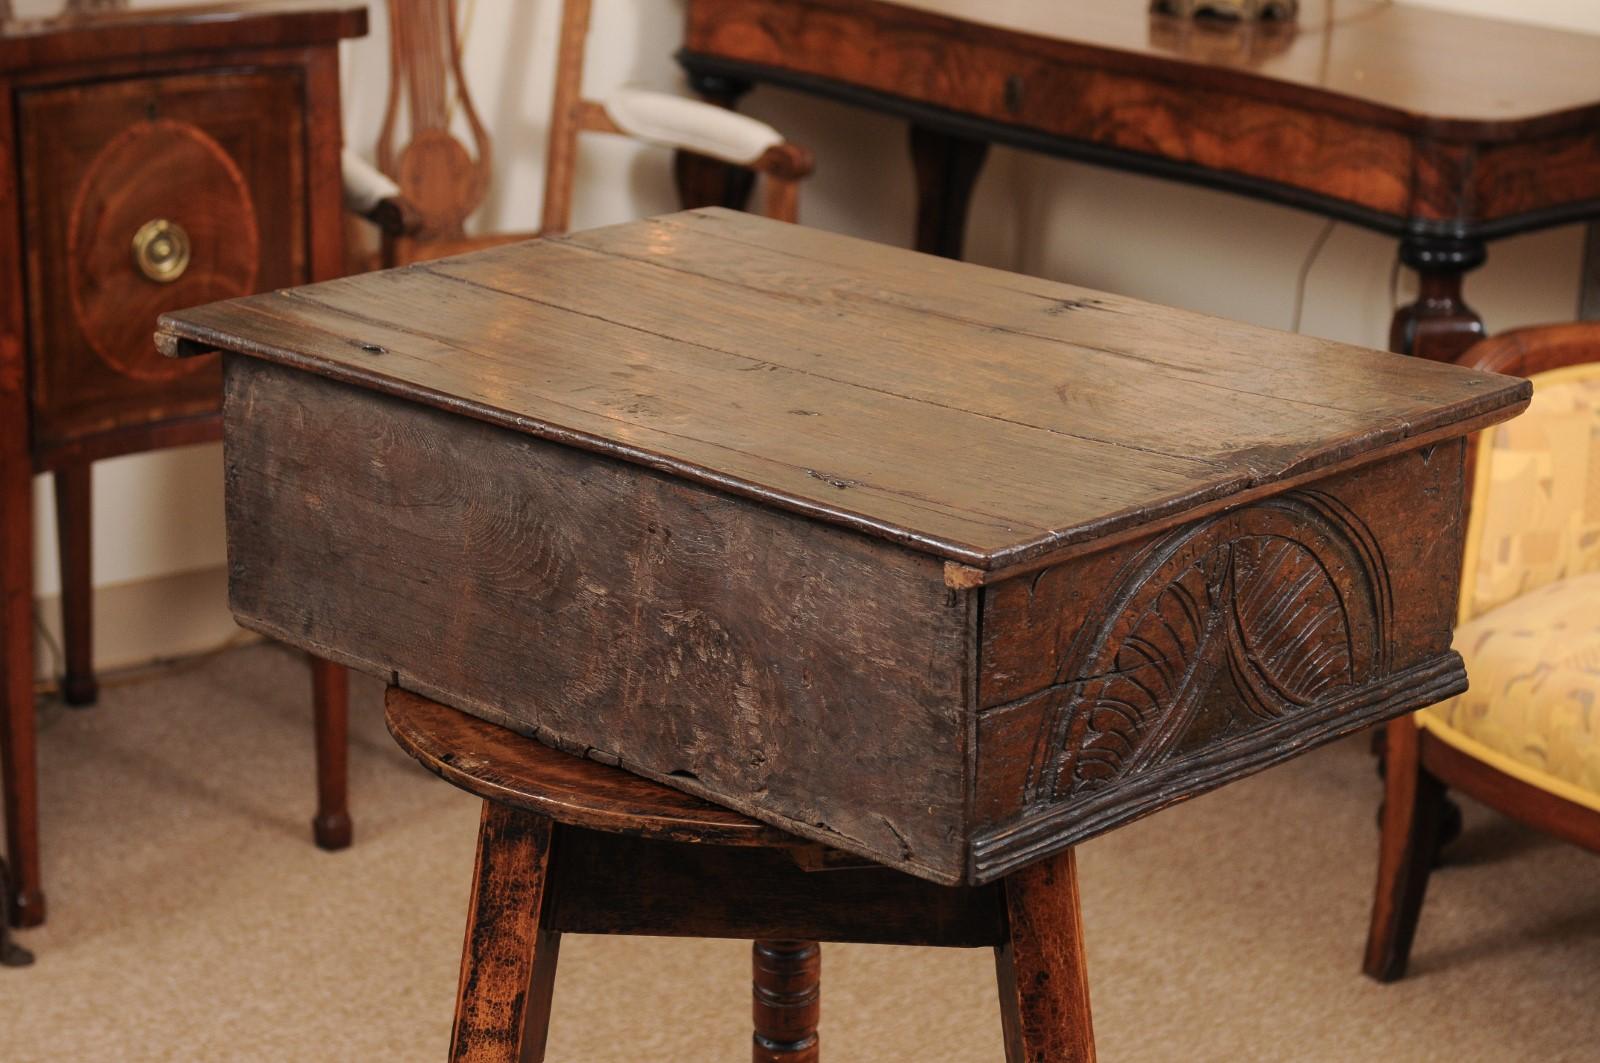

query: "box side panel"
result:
(223, 358), (971, 882)
(972, 442), (1469, 880)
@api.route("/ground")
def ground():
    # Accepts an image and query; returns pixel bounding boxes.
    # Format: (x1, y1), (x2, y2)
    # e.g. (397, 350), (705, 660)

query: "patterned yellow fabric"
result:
(1419, 570), (1600, 810)
(1459, 367), (1600, 623)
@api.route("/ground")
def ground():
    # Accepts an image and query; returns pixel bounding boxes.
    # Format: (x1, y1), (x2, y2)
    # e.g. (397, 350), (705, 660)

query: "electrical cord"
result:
(29, 615), (258, 700)
(1290, 217), (1337, 334)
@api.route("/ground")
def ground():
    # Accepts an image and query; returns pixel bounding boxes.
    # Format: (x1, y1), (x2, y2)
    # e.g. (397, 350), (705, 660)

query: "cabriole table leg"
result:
(909, 125), (990, 260)
(676, 70), (757, 214)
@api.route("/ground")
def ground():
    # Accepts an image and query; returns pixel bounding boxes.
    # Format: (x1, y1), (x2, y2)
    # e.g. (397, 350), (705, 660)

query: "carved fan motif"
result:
(1032, 493), (1391, 800)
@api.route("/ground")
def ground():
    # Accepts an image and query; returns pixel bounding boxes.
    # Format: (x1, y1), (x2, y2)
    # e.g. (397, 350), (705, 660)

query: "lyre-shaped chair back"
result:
(378, 0), (492, 241)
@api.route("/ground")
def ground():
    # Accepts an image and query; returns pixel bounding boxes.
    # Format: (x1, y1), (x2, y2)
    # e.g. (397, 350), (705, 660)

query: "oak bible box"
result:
(158, 209), (1528, 885)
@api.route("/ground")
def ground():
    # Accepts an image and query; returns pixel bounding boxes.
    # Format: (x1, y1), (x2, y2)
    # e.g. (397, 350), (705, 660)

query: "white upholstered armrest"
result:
(341, 148), (403, 215)
(600, 87), (784, 165)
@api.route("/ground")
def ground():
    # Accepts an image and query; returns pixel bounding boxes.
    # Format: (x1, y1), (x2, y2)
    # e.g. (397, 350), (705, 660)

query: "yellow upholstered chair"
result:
(1365, 322), (1600, 982)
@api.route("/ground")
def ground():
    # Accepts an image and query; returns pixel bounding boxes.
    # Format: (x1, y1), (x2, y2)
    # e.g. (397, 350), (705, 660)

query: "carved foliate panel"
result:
(1027, 492), (1392, 802)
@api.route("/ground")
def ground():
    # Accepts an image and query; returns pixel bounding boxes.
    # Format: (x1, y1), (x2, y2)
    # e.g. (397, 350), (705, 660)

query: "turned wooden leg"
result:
(0, 448), (43, 929)
(1389, 235), (1487, 361)
(995, 847), (1095, 1063)
(752, 939), (820, 1062)
(1364, 715), (1446, 982)
(452, 803), (561, 1063)
(676, 70), (757, 213)
(909, 125), (990, 260)
(309, 656), (352, 851)
(53, 463), (97, 706)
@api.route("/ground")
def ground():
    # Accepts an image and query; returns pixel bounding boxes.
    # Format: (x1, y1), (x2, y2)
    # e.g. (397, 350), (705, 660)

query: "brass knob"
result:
(132, 218), (191, 284)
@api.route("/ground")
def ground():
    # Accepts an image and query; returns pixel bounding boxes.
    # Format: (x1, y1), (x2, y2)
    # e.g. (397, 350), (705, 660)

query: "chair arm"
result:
(751, 141), (816, 181)
(597, 88), (813, 177)
(341, 148), (424, 237)
(1456, 322), (1600, 377)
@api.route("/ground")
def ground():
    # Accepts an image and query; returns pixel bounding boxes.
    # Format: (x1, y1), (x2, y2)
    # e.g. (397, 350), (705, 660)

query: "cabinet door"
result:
(20, 67), (307, 449)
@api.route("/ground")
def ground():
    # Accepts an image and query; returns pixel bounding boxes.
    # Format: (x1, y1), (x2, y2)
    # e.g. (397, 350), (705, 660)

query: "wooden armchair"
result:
(343, 0), (813, 269)
(1365, 322), (1600, 981)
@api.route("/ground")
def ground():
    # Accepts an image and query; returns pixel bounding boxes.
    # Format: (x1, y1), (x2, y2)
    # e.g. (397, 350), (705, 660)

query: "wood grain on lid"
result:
(158, 208), (1529, 570)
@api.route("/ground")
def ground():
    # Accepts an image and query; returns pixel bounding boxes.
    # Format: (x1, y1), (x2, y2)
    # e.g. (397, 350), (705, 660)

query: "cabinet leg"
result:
(309, 656), (352, 851)
(753, 940), (820, 1062)
(452, 803), (561, 1063)
(1364, 716), (1445, 982)
(53, 463), (97, 706)
(909, 125), (990, 260)
(0, 856), (32, 966)
(1389, 235), (1487, 362)
(995, 847), (1095, 1063)
(676, 71), (757, 214)
(0, 453), (43, 928)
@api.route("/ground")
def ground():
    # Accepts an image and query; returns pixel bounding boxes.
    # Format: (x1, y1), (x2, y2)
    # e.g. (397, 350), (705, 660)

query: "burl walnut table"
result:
(678, 0), (1600, 360)
(159, 208), (1527, 888)
(0, 0), (365, 930)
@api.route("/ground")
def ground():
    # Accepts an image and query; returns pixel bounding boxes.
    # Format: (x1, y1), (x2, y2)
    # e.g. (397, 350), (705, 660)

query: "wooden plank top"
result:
(696, 0), (1600, 140)
(0, 1), (366, 73)
(157, 209), (1529, 574)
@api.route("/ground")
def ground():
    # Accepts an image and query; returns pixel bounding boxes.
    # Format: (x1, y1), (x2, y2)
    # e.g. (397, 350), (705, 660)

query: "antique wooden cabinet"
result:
(0, 1), (366, 928)
(160, 210), (1529, 886)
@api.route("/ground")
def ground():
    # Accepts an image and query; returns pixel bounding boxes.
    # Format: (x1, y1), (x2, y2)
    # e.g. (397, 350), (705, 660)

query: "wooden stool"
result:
(386, 688), (1095, 1062)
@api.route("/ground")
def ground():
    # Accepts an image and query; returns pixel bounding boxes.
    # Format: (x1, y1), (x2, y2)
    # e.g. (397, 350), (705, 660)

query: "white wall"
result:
(32, 0), (1600, 626)
(1406, 0), (1600, 32)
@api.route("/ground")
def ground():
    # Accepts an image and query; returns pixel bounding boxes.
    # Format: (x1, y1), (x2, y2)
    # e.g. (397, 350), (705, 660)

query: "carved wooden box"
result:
(158, 210), (1528, 885)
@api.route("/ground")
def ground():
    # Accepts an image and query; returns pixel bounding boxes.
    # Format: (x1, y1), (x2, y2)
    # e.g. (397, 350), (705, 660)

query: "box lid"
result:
(158, 209), (1529, 574)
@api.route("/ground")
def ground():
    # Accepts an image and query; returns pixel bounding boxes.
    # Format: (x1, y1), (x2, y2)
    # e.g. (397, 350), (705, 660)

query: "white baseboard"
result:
(32, 565), (252, 682)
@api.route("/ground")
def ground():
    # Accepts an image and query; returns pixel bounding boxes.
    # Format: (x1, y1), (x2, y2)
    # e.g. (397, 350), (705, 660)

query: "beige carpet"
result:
(4, 643), (1598, 1061)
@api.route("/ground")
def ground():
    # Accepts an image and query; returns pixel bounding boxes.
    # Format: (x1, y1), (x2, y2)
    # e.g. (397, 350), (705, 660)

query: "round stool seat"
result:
(385, 687), (796, 848)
